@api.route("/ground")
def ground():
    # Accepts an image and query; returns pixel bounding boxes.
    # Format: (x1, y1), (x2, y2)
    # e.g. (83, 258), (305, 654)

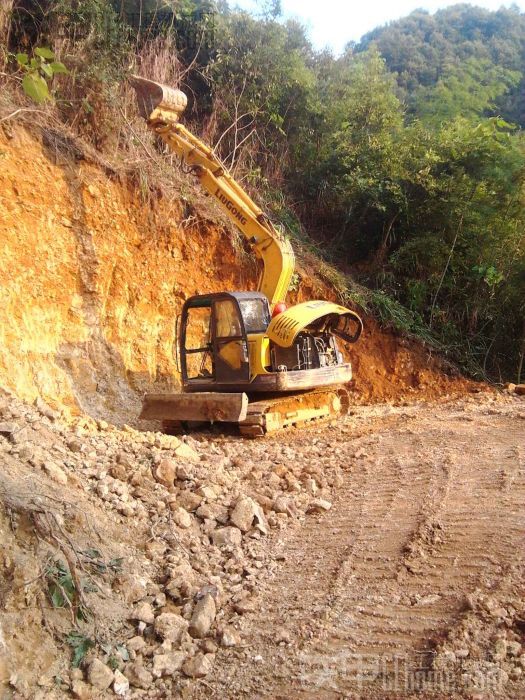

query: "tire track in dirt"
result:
(202, 403), (525, 699)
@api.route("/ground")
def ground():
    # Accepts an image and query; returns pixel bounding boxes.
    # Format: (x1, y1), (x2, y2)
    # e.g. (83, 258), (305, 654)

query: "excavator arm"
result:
(130, 76), (295, 308)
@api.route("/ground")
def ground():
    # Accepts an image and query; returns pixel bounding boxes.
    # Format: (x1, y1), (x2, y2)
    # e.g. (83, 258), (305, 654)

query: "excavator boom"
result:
(130, 75), (295, 307)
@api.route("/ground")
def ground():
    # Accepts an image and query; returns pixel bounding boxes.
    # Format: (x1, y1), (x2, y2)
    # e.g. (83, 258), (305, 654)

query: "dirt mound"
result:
(0, 385), (372, 698)
(0, 126), (477, 426)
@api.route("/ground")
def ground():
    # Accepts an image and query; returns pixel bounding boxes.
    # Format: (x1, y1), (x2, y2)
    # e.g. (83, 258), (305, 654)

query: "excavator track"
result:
(159, 388), (350, 438)
(238, 387), (350, 438)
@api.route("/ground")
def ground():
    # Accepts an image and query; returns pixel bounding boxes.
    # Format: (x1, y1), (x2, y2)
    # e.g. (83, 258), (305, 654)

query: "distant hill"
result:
(355, 4), (525, 125)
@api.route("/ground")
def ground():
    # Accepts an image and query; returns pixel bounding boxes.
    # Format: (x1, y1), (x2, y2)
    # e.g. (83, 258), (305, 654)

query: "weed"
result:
(66, 631), (94, 668)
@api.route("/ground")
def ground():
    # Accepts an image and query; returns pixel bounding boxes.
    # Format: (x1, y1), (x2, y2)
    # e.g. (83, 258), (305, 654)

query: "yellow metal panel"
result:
(267, 300), (358, 348)
(248, 334), (271, 377)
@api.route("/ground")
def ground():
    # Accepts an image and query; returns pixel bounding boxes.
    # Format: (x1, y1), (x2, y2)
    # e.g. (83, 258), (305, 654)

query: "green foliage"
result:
(48, 0), (129, 83)
(414, 58), (521, 125)
(65, 632), (95, 668)
(80, 547), (124, 574)
(15, 48), (67, 103)
(45, 559), (89, 622)
(357, 5), (525, 126)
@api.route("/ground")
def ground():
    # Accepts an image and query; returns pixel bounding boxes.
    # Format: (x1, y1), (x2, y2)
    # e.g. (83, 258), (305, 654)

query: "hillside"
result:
(0, 2), (524, 699)
(357, 4), (525, 126)
(1, 1), (524, 382)
(0, 124), (469, 425)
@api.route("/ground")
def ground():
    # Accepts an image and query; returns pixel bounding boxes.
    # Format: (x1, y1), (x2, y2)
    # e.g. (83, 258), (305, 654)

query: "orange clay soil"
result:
(0, 126), (482, 425)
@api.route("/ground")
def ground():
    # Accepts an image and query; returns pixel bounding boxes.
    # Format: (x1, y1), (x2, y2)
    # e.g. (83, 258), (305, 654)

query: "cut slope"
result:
(0, 125), (476, 424)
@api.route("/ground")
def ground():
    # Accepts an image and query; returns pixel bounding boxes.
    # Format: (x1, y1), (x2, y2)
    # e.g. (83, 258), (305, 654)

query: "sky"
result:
(232, 0), (525, 54)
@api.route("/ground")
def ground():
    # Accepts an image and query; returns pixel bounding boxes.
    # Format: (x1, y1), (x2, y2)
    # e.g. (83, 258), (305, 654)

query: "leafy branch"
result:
(14, 47), (67, 103)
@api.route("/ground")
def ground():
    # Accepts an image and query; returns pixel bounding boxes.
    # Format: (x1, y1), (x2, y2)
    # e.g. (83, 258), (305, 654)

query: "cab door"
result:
(212, 297), (250, 384)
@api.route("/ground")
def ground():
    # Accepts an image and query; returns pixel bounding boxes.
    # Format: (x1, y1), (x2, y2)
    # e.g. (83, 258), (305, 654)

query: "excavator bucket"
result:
(130, 75), (187, 124)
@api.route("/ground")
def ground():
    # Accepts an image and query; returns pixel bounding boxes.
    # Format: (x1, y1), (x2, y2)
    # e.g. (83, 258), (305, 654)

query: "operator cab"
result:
(179, 292), (269, 388)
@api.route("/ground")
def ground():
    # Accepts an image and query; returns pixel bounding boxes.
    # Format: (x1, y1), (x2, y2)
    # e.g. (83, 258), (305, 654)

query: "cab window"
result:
(239, 298), (270, 333)
(215, 299), (243, 338)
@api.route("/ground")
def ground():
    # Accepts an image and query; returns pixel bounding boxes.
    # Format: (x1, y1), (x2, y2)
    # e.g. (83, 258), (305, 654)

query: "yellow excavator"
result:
(131, 76), (363, 437)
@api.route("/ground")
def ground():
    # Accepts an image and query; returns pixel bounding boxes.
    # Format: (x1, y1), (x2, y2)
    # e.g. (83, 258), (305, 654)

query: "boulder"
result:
(113, 669), (129, 696)
(154, 458), (177, 487)
(182, 653), (215, 678)
(129, 601), (155, 625)
(42, 461), (68, 485)
(87, 659), (114, 690)
(154, 612), (189, 643)
(212, 527), (242, 547)
(124, 661), (153, 689)
(189, 594), (216, 639)
(230, 496), (268, 534)
(152, 651), (186, 677)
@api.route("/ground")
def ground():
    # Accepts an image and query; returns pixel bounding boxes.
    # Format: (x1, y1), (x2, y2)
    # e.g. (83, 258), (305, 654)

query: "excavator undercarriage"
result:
(141, 387), (350, 438)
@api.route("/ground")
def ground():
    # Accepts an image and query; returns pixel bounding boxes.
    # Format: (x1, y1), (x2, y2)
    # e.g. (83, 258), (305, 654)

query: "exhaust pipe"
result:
(130, 75), (187, 124)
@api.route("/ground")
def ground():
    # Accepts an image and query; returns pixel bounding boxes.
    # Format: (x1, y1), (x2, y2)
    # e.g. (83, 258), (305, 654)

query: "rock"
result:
(126, 636), (146, 652)
(71, 680), (93, 699)
(177, 491), (203, 512)
(171, 506), (192, 529)
(124, 661), (153, 689)
(307, 498), (332, 513)
(221, 628), (241, 647)
(176, 464), (193, 480)
(165, 562), (197, 600)
(67, 438), (83, 453)
(87, 659), (114, 690)
(9, 426), (30, 444)
(154, 612), (189, 643)
(196, 503), (229, 523)
(233, 597), (255, 614)
(34, 397), (57, 420)
(109, 463), (128, 481)
(117, 575), (148, 604)
(130, 602), (155, 625)
(212, 526), (242, 547)
(152, 651), (186, 677)
(174, 443), (199, 462)
(116, 451), (134, 468)
(154, 458), (178, 487)
(493, 639), (507, 661)
(198, 485), (218, 501)
(276, 629), (293, 644)
(189, 594), (216, 639)
(113, 669), (129, 696)
(230, 496), (268, 534)
(272, 495), (297, 516)
(42, 461), (68, 485)
(516, 384), (525, 396)
(508, 641), (522, 657)
(0, 421), (17, 437)
(182, 653), (215, 678)
(200, 639), (218, 653)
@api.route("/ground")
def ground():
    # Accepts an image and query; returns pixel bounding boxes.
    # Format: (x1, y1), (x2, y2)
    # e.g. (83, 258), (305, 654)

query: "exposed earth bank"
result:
(0, 126), (475, 428)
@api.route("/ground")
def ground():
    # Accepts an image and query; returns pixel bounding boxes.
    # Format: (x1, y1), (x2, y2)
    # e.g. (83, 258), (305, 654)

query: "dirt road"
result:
(195, 399), (525, 699)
